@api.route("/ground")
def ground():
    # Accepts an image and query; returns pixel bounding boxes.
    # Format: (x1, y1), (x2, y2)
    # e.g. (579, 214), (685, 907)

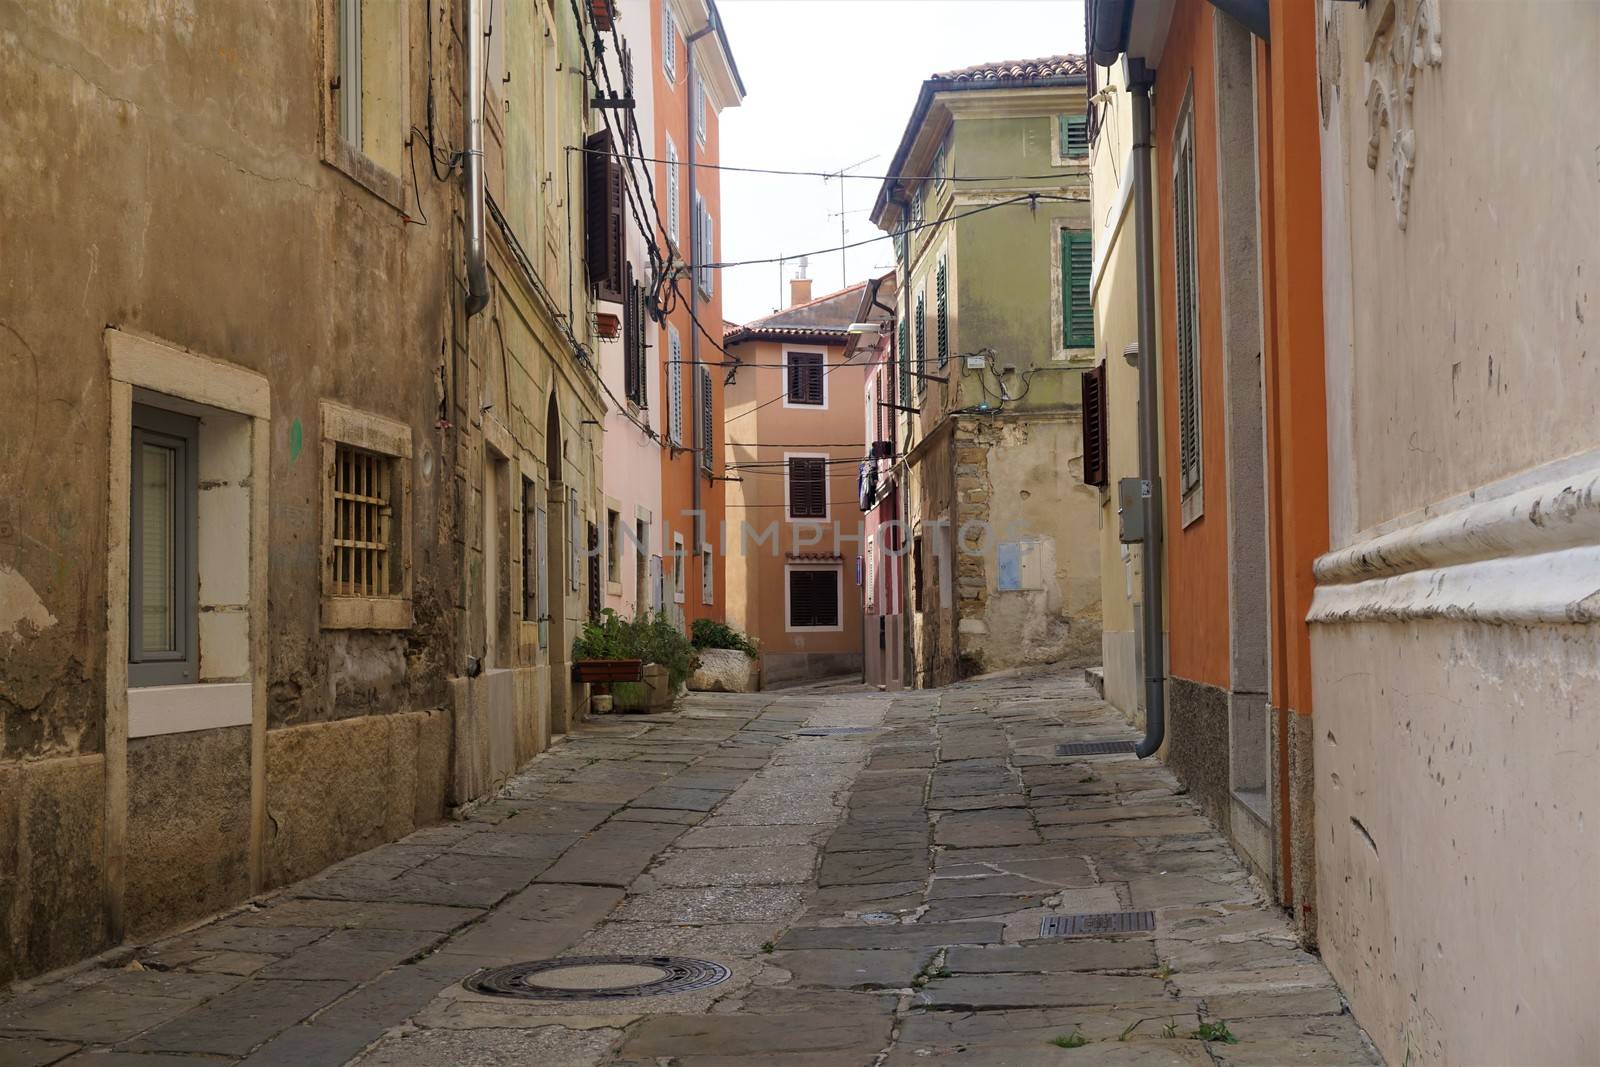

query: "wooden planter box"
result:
(572, 658), (643, 685)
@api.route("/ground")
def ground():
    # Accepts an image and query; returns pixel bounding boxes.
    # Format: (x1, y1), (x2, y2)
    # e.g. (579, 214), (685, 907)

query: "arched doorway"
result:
(544, 393), (569, 733)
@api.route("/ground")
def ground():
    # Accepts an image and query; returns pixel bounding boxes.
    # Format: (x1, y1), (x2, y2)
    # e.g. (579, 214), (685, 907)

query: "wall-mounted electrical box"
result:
(1117, 477), (1147, 544)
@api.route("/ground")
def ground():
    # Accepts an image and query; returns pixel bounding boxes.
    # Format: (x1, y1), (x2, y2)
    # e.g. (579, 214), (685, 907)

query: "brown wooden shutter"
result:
(787, 353), (823, 404)
(789, 570), (838, 628)
(788, 457), (826, 518)
(585, 131), (624, 300)
(587, 521), (602, 620)
(1082, 362), (1109, 488)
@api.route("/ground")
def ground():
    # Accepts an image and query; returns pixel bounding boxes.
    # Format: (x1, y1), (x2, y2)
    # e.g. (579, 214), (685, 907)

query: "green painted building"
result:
(870, 55), (1102, 686)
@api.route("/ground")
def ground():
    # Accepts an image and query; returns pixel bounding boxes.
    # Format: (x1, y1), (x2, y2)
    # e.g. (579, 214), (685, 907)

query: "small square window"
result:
(321, 402), (413, 629)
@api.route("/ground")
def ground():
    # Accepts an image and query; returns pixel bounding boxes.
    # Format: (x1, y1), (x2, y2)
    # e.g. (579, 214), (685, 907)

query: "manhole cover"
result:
(859, 912), (899, 925)
(1040, 911), (1157, 938)
(1056, 740), (1139, 756)
(796, 727), (876, 736)
(464, 955), (731, 1001)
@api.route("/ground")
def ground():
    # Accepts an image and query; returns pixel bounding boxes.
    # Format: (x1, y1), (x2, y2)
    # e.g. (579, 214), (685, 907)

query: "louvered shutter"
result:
(787, 353), (822, 405)
(1174, 130), (1202, 497)
(935, 255), (949, 368)
(1060, 114), (1089, 160)
(701, 209), (715, 297)
(668, 327), (683, 444)
(915, 291), (926, 394)
(698, 367), (713, 471)
(585, 132), (624, 300)
(1081, 362), (1108, 487)
(1062, 229), (1094, 349)
(623, 269), (641, 404)
(666, 140), (680, 248)
(789, 570), (838, 628)
(897, 317), (910, 411)
(788, 457), (825, 518)
(587, 521), (601, 619)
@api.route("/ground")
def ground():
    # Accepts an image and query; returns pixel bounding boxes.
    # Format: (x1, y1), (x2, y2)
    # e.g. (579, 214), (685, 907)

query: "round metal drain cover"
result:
(858, 912), (899, 925)
(464, 955), (731, 1001)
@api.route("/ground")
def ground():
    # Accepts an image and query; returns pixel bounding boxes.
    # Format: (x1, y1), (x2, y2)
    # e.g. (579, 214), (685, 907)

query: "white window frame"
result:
(1051, 217), (1096, 363)
(672, 532), (687, 603)
(693, 72), (707, 146)
(667, 325), (684, 444)
(697, 202), (715, 298)
(783, 450), (830, 523)
(661, 0), (678, 82)
(781, 346), (829, 410)
(665, 135), (680, 250)
(700, 543), (714, 605)
(784, 564), (844, 634)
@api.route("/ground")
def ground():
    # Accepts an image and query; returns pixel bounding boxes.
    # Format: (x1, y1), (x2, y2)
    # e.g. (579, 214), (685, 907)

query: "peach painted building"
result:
(723, 280), (869, 686)
(653, 0), (742, 629)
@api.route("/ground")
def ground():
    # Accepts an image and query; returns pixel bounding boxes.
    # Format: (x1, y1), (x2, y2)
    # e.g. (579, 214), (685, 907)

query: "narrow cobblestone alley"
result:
(0, 668), (1380, 1066)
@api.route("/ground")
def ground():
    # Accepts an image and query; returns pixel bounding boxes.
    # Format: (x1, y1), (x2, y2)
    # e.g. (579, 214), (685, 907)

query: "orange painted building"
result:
(1086, 0), (1328, 928)
(652, 0), (742, 629)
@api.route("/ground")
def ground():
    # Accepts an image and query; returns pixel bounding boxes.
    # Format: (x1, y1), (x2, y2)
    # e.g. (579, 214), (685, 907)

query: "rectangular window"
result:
(912, 534), (925, 612)
(672, 533), (686, 603)
(915, 290), (927, 394)
(787, 456), (827, 519)
(665, 137), (680, 248)
(330, 442), (400, 599)
(700, 545), (713, 605)
(523, 476), (539, 618)
(661, 0), (678, 82)
(332, 0), (403, 177)
(129, 405), (198, 687)
(935, 254), (949, 368)
(587, 520), (602, 619)
(1081, 362), (1109, 488)
(1062, 229), (1094, 349)
(1174, 112), (1203, 503)
(693, 73), (707, 145)
(897, 317), (911, 413)
(698, 204), (715, 297)
(623, 269), (648, 406)
(635, 519), (649, 609)
(788, 569), (840, 629)
(786, 351), (824, 405)
(1060, 113), (1089, 161)
(607, 508), (622, 586)
(699, 366), (714, 471)
(668, 325), (683, 444)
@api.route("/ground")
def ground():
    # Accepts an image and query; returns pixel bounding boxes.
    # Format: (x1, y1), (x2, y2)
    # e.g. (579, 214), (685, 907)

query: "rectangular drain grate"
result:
(1040, 911), (1157, 938)
(1056, 740), (1139, 756)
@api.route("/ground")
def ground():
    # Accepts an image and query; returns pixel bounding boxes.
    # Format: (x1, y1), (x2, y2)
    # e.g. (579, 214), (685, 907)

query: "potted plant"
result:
(572, 610), (696, 712)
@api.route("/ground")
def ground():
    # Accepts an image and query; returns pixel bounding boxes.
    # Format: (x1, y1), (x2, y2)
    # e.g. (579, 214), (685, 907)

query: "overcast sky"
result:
(715, 0), (1088, 325)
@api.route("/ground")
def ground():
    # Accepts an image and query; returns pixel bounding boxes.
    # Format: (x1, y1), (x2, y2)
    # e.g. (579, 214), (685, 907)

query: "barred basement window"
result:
(330, 443), (397, 598)
(321, 401), (412, 630)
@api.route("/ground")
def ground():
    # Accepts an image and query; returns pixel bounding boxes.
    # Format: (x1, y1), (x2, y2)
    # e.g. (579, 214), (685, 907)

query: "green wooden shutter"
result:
(1062, 230), (1094, 349)
(915, 291), (927, 394)
(936, 256), (949, 368)
(897, 317), (911, 411)
(1060, 114), (1089, 161)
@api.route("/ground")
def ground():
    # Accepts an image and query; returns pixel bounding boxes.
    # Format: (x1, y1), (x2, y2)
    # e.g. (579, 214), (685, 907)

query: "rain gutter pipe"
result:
(464, 0), (489, 316)
(1128, 58), (1165, 759)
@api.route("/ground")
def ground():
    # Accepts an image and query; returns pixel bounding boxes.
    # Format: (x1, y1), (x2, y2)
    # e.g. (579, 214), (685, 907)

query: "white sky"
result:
(715, 0), (1088, 325)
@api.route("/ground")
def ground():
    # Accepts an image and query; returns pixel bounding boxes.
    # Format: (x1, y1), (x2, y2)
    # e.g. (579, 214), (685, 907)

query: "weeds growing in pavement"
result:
(1050, 1029), (1088, 1048)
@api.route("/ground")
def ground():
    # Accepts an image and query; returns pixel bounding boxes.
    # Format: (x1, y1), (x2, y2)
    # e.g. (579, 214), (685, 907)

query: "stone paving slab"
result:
(0, 669), (1381, 1066)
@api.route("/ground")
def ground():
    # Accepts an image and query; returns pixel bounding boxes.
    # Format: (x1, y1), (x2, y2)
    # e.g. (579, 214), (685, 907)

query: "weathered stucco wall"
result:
(1314, 2), (1600, 1062)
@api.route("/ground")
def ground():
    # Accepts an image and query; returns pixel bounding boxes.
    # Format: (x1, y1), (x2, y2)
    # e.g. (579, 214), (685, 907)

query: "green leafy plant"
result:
(572, 609), (699, 695)
(1050, 1029), (1088, 1049)
(760, 941), (774, 954)
(690, 618), (759, 657)
(1159, 1021), (1179, 1039)
(1191, 1020), (1238, 1044)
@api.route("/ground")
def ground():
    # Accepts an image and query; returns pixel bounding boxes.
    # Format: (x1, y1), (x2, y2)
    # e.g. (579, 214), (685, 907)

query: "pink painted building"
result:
(851, 273), (905, 690)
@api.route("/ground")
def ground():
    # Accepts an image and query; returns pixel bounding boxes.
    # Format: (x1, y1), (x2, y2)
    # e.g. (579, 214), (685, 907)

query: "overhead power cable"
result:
(575, 145), (1095, 185)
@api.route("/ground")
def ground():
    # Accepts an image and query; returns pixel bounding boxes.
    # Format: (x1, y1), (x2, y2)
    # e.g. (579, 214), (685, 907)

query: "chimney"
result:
(789, 278), (813, 308)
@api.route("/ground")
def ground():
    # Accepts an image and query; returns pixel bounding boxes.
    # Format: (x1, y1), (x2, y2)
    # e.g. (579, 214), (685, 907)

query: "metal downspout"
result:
(1129, 62), (1166, 759)
(464, 0), (489, 316)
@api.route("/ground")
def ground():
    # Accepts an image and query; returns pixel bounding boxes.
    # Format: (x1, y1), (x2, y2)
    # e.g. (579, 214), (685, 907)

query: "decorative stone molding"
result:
(1310, 453), (1600, 625)
(1363, 0), (1442, 230)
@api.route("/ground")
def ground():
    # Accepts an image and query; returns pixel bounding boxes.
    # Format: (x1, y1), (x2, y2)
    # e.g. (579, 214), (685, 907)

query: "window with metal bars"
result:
(699, 366), (713, 471)
(330, 443), (399, 598)
(787, 456), (827, 519)
(1060, 113), (1089, 161)
(1062, 229), (1094, 350)
(788, 568), (839, 629)
(915, 290), (927, 394)
(786, 351), (824, 405)
(1081, 362), (1109, 487)
(1173, 112), (1203, 503)
(935, 255), (949, 368)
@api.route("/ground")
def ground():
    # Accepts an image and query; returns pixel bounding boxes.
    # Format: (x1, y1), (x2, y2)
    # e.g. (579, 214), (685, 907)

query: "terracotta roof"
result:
(723, 282), (867, 343)
(930, 55), (1087, 85)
